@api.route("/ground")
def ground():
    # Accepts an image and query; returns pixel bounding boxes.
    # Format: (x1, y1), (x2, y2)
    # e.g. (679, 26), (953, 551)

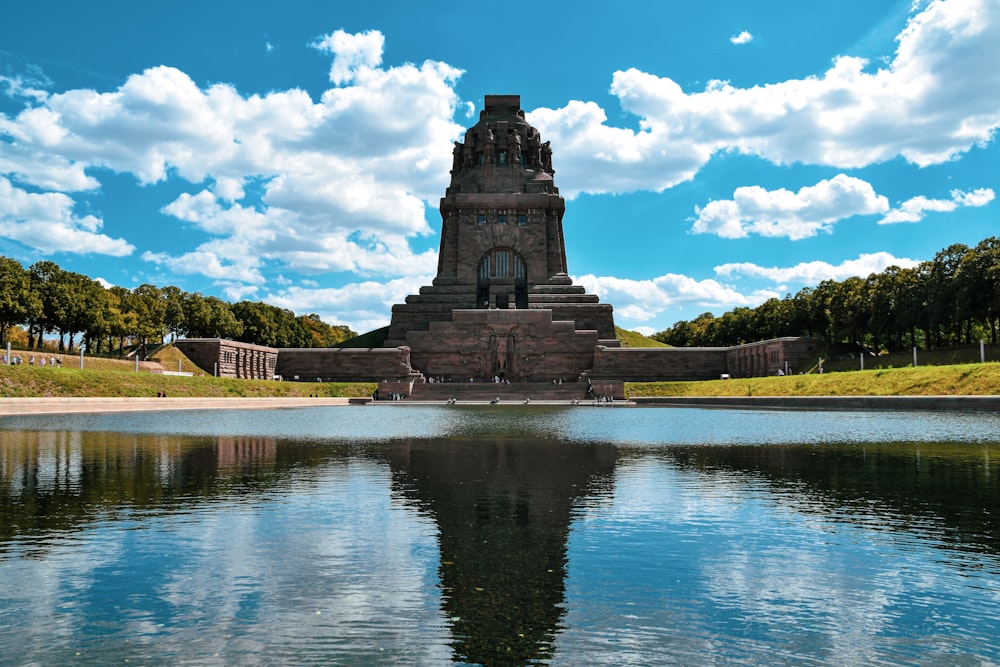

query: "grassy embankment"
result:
(0, 345), (375, 398)
(627, 362), (1000, 398)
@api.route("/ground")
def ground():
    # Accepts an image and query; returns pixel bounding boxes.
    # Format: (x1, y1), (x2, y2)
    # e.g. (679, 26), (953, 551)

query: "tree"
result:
(957, 237), (1000, 343)
(0, 257), (38, 346)
(162, 285), (187, 343)
(928, 244), (970, 346)
(128, 284), (168, 355)
(27, 260), (63, 348)
(297, 314), (356, 347)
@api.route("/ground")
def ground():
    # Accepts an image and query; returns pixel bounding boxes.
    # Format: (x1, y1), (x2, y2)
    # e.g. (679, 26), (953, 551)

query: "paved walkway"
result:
(0, 397), (363, 416)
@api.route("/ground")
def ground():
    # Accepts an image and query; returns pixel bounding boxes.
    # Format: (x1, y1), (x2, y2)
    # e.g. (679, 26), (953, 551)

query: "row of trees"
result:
(654, 237), (1000, 352)
(0, 257), (356, 355)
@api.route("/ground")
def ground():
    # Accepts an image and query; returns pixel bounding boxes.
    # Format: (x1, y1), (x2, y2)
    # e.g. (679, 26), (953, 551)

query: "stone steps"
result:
(381, 381), (594, 402)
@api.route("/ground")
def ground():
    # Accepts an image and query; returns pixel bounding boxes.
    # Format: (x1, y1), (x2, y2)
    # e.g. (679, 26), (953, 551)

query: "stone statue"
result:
(452, 141), (462, 172)
(508, 129), (522, 166)
(495, 333), (509, 371)
(484, 128), (496, 164)
(540, 141), (553, 173)
(527, 127), (541, 169)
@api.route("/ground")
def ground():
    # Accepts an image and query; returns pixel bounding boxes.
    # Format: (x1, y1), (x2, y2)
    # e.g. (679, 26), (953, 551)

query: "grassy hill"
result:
(627, 362), (1000, 398)
(615, 327), (669, 348)
(0, 345), (374, 398)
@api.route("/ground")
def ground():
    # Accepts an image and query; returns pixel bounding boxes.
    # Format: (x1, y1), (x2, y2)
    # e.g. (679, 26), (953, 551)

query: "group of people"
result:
(3, 353), (62, 367)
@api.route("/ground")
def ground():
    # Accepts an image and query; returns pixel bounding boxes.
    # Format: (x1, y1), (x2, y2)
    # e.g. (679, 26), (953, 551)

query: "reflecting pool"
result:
(1, 405), (999, 666)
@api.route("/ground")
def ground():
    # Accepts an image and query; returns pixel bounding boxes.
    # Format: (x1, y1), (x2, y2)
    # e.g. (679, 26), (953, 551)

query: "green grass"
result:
(615, 327), (669, 348)
(627, 362), (1000, 398)
(821, 343), (1000, 372)
(0, 347), (375, 398)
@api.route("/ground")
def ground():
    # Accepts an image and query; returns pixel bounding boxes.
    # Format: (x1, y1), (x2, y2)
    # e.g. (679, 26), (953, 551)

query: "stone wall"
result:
(590, 346), (729, 382)
(405, 309), (598, 382)
(725, 337), (824, 377)
(590, 337), (825, 382)
(174, 338), (278, 380)
(175, 336), (824, 386)
(274, 347), (418, 383)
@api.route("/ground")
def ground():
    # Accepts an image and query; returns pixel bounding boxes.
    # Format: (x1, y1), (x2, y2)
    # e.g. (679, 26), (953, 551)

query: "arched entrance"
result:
(477, 247), (528, 309)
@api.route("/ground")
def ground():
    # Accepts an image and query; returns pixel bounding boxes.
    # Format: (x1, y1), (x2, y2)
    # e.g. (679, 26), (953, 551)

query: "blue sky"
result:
(1, 0), (997, 335)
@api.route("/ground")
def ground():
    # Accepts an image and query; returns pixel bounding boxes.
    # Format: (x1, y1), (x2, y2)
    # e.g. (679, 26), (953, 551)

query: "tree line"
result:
(654, 236), (1000, 352)
(0, 257), (356, 354)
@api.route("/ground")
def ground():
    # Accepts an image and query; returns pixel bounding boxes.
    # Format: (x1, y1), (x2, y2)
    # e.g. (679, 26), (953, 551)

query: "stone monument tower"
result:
(384, 95), (618, 383)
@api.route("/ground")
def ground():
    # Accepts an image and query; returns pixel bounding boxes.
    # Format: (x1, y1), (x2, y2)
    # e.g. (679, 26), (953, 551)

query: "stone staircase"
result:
(378, 380), (597, 403)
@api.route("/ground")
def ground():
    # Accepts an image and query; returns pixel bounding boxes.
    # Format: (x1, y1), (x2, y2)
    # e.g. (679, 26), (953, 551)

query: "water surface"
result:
(1, 405), (998, 665)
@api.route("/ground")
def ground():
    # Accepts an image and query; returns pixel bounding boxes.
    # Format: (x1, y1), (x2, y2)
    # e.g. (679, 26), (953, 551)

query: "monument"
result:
(382, 95), (618, 391)
(177, 95), (825, 395)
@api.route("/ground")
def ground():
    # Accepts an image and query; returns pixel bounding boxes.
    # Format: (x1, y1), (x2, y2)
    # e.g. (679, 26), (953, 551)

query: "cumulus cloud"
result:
(584, 251), (922, 331)
(528, 0), (1000, 197)
(312, 29), (385, 85)
(714, 251), (920, 283)
(730, 31), (754, 45)
(0, 29), (462, 286)
(0, 176), (134, 255)
(878, 187), (995, 223)
(692, 174), (889, 239)
(264, 275), (434, 333)
(574, 272), (779, 324)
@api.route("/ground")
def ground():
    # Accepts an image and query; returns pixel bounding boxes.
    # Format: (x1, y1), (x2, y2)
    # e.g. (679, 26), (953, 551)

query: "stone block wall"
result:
(590, 346), (730, 382)
(275, 347), (418, 382)
(590, 337), (826, 382)
(174, 338), (278, 380)
(726, 337), (823, 377)
(404, 309), (598, 382)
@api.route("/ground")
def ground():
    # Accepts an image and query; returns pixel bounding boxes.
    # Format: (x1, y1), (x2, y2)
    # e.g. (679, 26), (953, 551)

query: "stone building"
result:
(177, 95), (824, 396)
(382, 94), (618, 384)
(174, 338), (277, 380)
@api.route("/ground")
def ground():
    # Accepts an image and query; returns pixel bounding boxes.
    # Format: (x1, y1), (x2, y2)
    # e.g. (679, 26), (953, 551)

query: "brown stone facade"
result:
(591, 337), (825, 382)
(174, 338), (277, 380)
(274, 347), (418, 383)
(405, 309), (598, 382)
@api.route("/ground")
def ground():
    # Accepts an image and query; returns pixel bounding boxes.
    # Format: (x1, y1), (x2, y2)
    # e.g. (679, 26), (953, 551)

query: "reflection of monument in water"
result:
(381, 436), (618, 664)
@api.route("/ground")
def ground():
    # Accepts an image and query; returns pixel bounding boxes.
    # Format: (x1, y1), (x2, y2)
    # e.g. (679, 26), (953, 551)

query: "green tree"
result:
(0, 257), (38, 346)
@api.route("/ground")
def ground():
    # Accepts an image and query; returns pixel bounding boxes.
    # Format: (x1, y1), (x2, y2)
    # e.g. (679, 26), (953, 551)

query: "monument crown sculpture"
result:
(383, 95), (618, 384)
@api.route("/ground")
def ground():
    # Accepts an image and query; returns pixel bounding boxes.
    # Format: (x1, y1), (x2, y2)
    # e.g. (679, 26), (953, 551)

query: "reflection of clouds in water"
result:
(0, 522), (128, 647)
(150, 460), (448, 664)
(12, 406), (1000, 446)
(2, 458), (450, 665)
(702, 538), (902, 665)
(558, 457), (997, 665)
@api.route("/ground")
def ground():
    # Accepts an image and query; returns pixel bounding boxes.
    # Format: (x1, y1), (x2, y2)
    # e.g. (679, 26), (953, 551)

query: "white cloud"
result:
(528, 0), (1000, 197)
(878, 187), (994, 223)
(142, 248), (265, 284)
(0, 29), (462, 283)
(730, 31), (754, 45)
(692, 174), (889, 239)
(0, 176), (134, 255)
(714, 251), (920, 284)
(264, 276), (433, 333)
(575, 272), (778, 324)
(312, 29), (385, 85)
